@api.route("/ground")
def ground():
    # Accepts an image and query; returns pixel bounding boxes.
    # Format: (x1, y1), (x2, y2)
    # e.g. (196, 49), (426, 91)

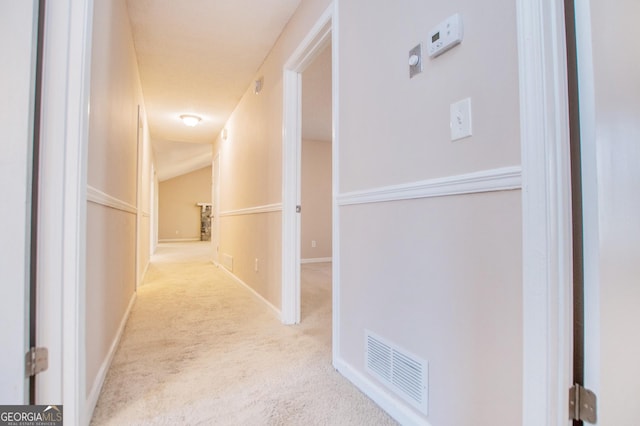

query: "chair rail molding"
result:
(87, 185), (137, 215)
(337, 166), (522, 206)
(219, 203), (282, 217)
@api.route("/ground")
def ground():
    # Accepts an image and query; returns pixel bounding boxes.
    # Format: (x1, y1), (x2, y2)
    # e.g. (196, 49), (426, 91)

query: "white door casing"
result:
(517, 0), (574, 425)
(37, 0), (94, 424)
(281, 5), (333, 326)
(212, 153), (221, 265)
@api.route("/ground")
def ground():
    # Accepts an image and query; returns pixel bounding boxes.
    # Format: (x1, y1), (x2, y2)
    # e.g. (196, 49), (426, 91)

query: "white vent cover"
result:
(365, 330), (428, 415)
(221, 253), (233, 272)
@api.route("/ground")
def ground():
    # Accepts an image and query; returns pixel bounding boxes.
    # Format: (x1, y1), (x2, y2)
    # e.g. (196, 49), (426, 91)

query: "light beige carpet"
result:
(90, 242), (397, 425)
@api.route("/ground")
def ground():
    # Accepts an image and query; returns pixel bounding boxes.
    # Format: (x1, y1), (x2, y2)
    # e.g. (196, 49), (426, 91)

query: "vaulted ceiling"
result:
(126, 0), (303, 181)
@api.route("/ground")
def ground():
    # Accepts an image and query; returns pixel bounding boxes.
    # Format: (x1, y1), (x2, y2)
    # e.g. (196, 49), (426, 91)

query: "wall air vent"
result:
(221, 253), (233, 272)
(365, 330), (428, 415)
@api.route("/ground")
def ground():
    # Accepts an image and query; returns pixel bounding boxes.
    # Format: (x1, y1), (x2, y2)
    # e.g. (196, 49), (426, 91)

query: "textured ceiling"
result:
(126, 0), (302, 180)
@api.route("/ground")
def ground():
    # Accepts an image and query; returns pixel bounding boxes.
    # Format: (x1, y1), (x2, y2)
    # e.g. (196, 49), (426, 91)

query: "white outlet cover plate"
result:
(450, 97), (472, 141)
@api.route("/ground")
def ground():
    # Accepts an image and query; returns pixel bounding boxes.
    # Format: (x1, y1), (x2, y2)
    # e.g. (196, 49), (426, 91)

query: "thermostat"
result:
(427, 13), (463, 58)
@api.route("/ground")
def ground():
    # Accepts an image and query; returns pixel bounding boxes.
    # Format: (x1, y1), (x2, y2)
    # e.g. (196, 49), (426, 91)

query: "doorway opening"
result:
(299, 42), (332, 339)
(212, 153), (220, 265)
(281, 7), (333, 327)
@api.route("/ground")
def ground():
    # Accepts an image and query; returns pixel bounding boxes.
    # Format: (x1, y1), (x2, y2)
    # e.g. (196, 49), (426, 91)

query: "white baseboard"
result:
(333, 357), (431, 426)
(300, 257), (332, 264)
(218, 267), (282, 321)
(84, 292), (137, 423)
(158, 238), (201, 243)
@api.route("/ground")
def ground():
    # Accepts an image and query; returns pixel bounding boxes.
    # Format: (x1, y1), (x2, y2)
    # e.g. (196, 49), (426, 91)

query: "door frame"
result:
(517, 0), (574, 424)
(37, 0), (93, 422)
(150, 163), (157, 255)
(212, 153), (221, 265)
(135, 104), (142, 287)
(281, 5), (333, 326)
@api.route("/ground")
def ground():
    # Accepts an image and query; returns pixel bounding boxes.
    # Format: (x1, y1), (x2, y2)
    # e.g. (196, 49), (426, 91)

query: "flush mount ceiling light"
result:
(180, 114), (202, 127)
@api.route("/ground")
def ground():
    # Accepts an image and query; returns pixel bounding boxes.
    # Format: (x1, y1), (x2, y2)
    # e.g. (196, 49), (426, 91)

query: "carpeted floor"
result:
(90, 242), (397, 425)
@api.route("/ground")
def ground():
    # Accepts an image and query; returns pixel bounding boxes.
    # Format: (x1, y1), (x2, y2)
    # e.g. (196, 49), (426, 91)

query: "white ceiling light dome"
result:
(180, 114), (202, 127)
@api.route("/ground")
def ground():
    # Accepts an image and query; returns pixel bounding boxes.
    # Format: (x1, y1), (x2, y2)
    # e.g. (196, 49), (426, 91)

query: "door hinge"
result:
(569, 384), (597, 423)
(296, 205), (301, 213)
(25, 347), (48, 377)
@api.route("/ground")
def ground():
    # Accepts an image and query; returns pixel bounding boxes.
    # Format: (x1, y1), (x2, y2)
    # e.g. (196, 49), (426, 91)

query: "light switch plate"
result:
(450, 97), (472, 141)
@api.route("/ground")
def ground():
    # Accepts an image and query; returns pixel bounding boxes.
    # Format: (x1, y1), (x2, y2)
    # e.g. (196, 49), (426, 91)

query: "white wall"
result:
(336, 1), (522, 424)
(578, 0), (640, 424)
(0, 0), (37, 404)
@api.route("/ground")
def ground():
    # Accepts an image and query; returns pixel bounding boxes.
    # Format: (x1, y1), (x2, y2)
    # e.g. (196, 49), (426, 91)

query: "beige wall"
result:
(579, 0), (640, 424)
(85, 0), (152, 403)
(212, 0), (332, 309)
(158, 166), (212, 241)
(301, 139), (332, 260)
(337, 1), (522, 425)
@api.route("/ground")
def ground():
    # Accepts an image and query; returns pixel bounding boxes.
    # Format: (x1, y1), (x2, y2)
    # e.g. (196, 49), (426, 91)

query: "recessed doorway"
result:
(281, 7), (333, 327)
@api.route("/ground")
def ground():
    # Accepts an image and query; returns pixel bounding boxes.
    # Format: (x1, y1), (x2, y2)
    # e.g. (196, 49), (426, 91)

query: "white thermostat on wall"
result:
(427, 13), (463, 58)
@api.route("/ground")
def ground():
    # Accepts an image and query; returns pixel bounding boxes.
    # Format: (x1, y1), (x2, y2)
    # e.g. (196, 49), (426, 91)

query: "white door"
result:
(0, 0), (39, 403)
(576, 0), (640, 424)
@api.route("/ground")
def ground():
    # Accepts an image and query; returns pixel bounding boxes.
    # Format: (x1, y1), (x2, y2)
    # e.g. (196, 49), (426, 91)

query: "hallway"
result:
(90, 243), (396, 425)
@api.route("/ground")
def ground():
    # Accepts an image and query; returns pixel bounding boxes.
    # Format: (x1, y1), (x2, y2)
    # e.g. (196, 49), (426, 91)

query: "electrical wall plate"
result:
(450, 97), (472, 141)
(428, 13), (463, 58)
